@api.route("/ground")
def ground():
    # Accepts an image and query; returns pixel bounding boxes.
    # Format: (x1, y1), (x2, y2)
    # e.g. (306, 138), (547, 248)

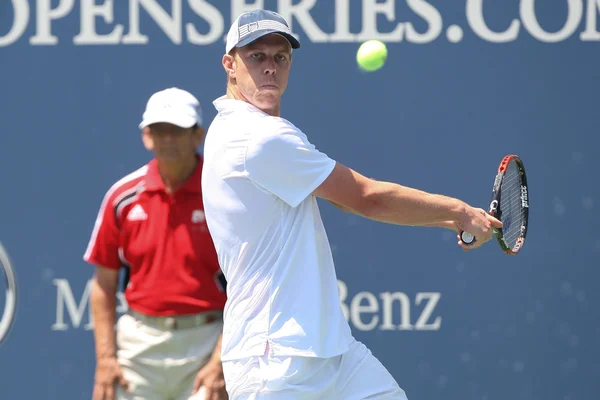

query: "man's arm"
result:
(328, 199), (458, 231)
(315, 163), (500, 246)
(317, 164), (466, 225)
(91, 266), (128, 400)
(192, 332), (226, 398)
(91, 266), (119, 359)
(210, 333), (223, 363)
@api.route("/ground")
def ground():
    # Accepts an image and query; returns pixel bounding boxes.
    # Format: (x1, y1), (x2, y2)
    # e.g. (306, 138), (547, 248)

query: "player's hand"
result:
(92, 356), (129, 400)
(192, 358), (228, 400)
(456, 207), (502, 250)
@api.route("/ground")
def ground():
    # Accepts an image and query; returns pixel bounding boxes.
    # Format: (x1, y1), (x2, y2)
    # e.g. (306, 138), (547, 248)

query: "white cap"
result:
(225, 9), (300, 54)
(139, 87), (202, 130)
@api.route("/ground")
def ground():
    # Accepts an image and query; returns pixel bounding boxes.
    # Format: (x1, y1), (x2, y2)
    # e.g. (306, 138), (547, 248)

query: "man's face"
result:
(142, 123), (204, 163)
(228, 34), (292, 113)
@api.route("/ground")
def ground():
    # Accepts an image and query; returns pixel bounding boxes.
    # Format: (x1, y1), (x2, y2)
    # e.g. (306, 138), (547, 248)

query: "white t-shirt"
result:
(202, 96), (353, 361)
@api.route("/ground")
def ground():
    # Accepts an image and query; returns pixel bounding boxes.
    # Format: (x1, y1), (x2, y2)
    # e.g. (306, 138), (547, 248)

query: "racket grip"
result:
(460, 231), (476, 245)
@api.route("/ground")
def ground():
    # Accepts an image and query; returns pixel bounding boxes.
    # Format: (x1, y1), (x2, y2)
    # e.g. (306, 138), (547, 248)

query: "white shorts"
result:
(115, 313), (223, 400)
(223, 339), (408, 400)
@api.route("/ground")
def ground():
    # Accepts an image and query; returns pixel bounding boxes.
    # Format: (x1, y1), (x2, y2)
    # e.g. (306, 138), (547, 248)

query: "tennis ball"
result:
(356, 40), (388, 72)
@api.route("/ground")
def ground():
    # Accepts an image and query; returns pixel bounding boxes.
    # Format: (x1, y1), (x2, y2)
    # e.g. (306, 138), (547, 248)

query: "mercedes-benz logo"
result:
(0, 241), (17, 345)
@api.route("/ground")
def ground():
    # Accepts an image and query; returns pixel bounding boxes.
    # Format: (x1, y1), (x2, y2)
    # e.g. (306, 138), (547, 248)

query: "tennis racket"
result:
(460, 155), (529, 255)
(0, 241), (17, 344)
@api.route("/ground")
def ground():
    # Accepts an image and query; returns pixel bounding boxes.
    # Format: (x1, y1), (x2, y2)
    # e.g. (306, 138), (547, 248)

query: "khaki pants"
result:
(115, 313), (223, 400)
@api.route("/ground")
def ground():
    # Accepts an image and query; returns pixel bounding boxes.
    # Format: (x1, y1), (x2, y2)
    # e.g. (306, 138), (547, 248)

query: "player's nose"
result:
(263, 58), (276, 75)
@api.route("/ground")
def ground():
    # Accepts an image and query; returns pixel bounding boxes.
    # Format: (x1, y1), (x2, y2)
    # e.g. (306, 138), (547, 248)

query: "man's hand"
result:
(457, 207), (503, 250)
(93, 357), (128, 400)
(192, 358), (227, 400)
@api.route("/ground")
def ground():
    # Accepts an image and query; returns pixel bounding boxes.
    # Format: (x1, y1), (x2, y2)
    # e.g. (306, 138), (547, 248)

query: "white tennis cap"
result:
(226, 9), (300, 54)
(139, 87), (202, 130)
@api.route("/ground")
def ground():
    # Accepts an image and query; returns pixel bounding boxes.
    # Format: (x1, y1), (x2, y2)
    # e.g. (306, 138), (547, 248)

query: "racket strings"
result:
(499, 161), (525, 249)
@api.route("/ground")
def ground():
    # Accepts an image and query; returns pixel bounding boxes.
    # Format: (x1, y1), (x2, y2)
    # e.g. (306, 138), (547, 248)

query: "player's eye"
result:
(251, 53), (262, 60)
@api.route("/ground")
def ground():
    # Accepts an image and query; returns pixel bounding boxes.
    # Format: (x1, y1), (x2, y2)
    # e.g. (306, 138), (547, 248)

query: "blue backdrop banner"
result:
(1, 1), (598, 399)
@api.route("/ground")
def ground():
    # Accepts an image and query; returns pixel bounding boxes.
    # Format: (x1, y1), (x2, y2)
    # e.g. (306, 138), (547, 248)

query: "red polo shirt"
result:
(83, 156), (227, 316)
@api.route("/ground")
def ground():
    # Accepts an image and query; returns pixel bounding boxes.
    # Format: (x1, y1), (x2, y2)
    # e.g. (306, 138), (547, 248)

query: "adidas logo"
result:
(191, 210), (205, 223)
(127, 204), (148, 221)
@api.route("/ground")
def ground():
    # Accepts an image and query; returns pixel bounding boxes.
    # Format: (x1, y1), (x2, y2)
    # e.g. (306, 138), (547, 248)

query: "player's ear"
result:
(222, 53), (236, 79)
(192, 125), (205, 147)
(141, 127), (154, 151)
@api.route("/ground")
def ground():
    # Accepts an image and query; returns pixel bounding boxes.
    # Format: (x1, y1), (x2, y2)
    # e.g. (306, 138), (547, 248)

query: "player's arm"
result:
(90, 266), (119, 360)
(328, 199), (458, 231)
(90, 265), (129, 399)
(327, 200), (364, 216)
(419, 221), (459, 231)
(84, 183), (130, 398)
(243, 122), (497, 241)
(314, 162), (498, 238)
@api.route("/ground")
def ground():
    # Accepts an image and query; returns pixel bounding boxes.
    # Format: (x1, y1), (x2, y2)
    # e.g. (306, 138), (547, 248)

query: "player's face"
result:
(142, 123), (204, 163)
(231, 34), (292, 114)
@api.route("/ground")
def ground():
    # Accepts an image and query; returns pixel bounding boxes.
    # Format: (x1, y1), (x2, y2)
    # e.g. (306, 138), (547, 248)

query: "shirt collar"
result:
(213, 95), (267, 116)
(144, 154), (203, 193)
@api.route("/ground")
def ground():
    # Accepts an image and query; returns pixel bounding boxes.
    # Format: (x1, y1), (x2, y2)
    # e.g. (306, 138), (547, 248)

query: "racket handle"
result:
(460, 231), (476, 245)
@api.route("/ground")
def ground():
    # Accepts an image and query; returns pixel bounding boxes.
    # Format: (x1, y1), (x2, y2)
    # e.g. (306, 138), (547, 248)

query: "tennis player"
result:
(202, 10), (502, 399)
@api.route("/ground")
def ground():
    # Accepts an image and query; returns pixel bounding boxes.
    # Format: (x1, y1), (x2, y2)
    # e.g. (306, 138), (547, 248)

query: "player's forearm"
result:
(210, 333), (223, 363)
(328, 200), (365, 217)
(361, 181), (467, 226)
(330, 199), (456, 230)
(420, 221), (458, 230)
(90, 279), (118, 360)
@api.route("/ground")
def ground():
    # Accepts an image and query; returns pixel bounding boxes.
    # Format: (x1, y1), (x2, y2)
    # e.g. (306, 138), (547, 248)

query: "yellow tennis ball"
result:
(356, 40), (388, 72)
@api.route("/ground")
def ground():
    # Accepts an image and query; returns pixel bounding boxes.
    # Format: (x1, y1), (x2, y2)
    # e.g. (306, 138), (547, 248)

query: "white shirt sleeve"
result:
(244, 119), (335, 208)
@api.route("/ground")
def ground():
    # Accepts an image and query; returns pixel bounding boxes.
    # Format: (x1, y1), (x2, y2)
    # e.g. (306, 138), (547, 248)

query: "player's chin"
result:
(157, 151), (182, 163)
(254, 92), (281, 107)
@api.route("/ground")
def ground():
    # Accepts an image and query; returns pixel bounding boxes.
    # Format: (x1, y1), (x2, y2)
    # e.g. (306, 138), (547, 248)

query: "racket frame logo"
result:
(492, 173), (503, 193)
(520, 185), (529, 208)
(489, 199), (499, 214)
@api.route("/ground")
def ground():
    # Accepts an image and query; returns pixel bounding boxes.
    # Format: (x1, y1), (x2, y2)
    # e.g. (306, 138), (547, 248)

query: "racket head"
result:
(489, 155), (529, 254)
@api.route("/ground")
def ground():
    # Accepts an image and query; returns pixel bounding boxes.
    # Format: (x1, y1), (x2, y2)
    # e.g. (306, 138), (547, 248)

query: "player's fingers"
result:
(192, 375), (203, 394)
(117, 374), (129, 392)
(91, 384), (104, 400)
(212, 387), (227, 400)
(459, 238), (484, 250)
(203, 386), (215, 400)
(213, 390), (226, 400)
(486, 214), (503, 228)
(105, 384), (115, 400)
